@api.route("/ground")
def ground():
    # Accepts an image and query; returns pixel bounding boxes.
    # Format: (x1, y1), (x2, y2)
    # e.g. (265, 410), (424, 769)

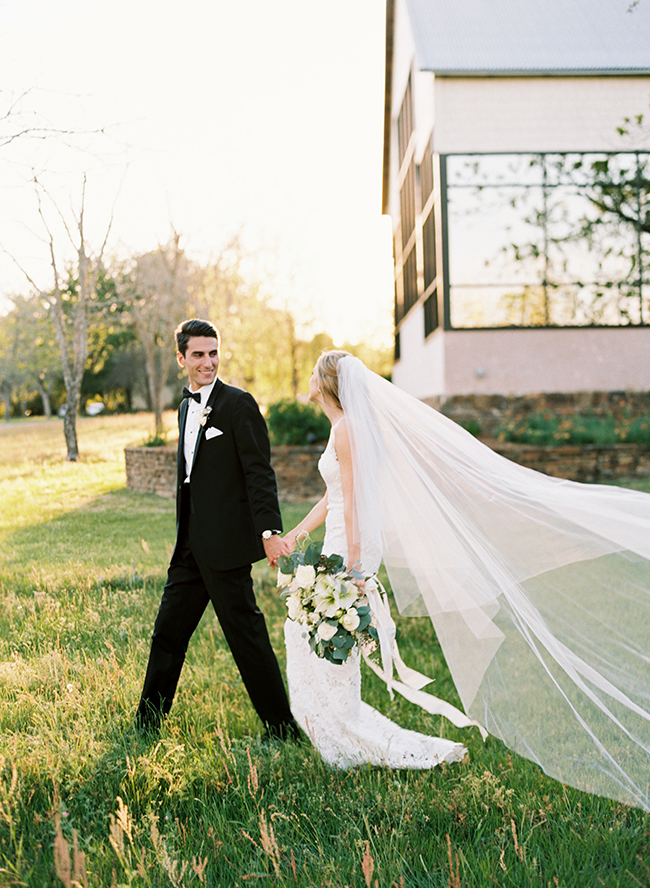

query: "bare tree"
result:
(116, 234), (193, 437)
(0, 87), (108, 150)
(7, 176), (114, 459)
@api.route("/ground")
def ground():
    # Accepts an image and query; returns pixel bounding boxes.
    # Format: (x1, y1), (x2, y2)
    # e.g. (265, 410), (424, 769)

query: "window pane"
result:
(548, 282), (643, 326)
(546, 186), (638, 285)
(448, 184), (544, 287)
(449, 285), (528, 328)
(422, 208), (437, 290)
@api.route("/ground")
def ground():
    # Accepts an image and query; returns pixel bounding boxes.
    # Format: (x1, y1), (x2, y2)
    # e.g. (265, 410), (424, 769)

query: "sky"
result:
(0, 0), (394, 346)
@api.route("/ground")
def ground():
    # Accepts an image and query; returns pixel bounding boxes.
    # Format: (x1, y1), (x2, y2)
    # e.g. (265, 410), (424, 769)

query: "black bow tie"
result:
(182, 387), (201, 403)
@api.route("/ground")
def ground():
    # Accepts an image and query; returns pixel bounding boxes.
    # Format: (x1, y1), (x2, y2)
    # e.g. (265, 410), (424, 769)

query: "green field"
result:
(0, 415), (648, 886)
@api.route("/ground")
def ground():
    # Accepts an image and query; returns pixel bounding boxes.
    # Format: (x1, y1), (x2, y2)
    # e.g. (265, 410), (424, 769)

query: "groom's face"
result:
(177, 336), (220, 390)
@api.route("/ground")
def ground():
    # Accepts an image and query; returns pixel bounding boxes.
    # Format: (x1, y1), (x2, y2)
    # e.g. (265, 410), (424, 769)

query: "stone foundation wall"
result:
(490, 440), (650, 483)
(125, 438), (649, 499)
(124, 444), (325, 501)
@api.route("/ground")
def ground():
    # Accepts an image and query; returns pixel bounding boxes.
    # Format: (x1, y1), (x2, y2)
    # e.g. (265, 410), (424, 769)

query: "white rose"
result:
(277, 570), (293, 588)
(316, 621), (337, 641)
(294, 564), (316, 589)
(340, 609), (360, 631)
(286, 592), (307, 622)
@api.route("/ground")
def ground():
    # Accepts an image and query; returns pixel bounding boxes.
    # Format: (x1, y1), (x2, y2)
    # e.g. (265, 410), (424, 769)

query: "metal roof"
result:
(404, 0), (650, 74)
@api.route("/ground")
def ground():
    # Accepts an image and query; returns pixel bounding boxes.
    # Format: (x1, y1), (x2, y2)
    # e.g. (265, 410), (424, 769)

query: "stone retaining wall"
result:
(270, 445), (326, 501)
(489, 440), (650, 483)
(125, 438), (649, 499)
(124, 444), (326, 501)
(125, 446), (177, 498)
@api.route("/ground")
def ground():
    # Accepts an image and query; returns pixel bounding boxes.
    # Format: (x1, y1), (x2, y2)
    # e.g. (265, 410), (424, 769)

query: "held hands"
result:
(264, 533), (293, 567)
(280, 529), (307, 556)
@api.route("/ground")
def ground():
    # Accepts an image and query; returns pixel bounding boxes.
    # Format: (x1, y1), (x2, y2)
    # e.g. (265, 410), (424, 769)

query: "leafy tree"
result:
(0, 293), (62, 419)
(0, 309), (20, 420)
(80, 269), (138, 411)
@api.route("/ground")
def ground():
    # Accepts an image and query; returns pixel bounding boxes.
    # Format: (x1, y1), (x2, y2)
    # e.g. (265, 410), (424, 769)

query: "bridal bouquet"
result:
(277, 535), (377, 665)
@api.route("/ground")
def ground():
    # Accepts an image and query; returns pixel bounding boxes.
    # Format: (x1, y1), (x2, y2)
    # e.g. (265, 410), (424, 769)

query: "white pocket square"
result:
(205, 427), (223, 440)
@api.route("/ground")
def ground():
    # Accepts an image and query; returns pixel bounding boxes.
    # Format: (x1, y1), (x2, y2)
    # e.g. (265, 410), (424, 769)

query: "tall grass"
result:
(0, 415), (648, 886)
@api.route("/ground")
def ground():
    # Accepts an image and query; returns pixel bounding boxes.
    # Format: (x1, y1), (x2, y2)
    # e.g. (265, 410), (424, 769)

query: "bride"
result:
(281, 350), (650, 811)
(282, 350), (467, 769)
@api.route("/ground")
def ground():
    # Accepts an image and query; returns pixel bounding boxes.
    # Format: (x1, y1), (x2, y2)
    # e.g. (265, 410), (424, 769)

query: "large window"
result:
(444, 153), (650, 328)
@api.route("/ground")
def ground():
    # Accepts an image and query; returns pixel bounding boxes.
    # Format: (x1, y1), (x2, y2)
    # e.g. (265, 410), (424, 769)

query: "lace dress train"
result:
(284, 431), (467, 769)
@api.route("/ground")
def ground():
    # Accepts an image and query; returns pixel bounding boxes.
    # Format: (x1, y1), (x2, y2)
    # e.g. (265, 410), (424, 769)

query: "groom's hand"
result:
(263, 533), (292, 566)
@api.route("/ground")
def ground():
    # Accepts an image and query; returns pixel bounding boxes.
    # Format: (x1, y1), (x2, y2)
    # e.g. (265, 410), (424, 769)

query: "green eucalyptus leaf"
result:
(304, 544), (321, 565)
(321, 553), (344, 573)
(278, 555), (293, 574)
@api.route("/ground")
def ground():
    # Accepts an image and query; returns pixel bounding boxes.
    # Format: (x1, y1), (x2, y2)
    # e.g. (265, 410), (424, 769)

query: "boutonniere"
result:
(199, 406), (212, 427)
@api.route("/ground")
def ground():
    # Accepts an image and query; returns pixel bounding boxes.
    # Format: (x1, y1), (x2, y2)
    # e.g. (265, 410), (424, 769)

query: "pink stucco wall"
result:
(444, 327), (650, 396)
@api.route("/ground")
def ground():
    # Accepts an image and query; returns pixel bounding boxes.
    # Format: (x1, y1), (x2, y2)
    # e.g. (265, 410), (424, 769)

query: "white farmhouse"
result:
(384, 0), (650, 402)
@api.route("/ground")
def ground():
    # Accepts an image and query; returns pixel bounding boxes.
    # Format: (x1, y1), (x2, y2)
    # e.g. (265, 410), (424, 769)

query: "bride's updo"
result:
(316, 350), (352, 409)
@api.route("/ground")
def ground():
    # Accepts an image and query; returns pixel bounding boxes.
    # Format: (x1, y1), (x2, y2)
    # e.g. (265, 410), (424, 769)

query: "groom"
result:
(136, 318), (299, 740)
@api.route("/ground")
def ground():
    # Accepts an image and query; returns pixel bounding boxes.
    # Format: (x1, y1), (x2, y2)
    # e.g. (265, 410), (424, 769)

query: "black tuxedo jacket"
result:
(174, 379), (282, 571)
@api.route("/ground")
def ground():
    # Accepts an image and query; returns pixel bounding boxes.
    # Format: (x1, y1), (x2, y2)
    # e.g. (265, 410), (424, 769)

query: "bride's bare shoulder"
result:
(332, 417), (351, 457)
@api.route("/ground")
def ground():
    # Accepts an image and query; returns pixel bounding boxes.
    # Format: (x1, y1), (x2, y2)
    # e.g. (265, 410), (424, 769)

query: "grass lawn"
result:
(0, 414), (648, 887)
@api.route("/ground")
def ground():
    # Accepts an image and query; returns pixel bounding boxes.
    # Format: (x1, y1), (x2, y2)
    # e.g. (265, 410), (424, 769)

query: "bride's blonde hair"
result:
(316, 350), (352, 409)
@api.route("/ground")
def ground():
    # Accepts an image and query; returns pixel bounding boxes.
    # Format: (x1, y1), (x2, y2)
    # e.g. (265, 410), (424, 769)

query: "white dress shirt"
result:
(183, 379), (217, 482)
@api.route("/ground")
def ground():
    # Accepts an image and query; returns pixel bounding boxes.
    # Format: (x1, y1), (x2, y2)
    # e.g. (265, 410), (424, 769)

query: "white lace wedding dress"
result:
(284, 429), (467, 768)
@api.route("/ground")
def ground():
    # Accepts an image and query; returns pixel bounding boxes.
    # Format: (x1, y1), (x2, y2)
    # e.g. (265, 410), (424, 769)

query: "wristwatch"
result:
(261, 529), (281, 540)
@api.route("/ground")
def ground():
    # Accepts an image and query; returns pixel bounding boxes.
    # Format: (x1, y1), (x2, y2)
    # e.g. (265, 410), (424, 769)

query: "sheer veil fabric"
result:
(338, 356), (650, 811)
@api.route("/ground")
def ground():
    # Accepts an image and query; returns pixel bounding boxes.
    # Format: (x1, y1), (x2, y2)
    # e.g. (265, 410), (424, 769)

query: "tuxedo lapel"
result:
(190, 379), (223, 474)
(177, 397), (189, 481)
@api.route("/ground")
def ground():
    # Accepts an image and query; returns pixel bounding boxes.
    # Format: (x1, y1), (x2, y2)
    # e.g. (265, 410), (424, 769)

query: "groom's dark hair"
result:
(174, 319), (220, 356)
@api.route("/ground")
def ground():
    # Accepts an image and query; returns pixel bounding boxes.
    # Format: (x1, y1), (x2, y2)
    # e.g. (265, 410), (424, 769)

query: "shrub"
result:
(497, 412), (650, 447)
(620, 416), (650, 445)
(459, 419), (482, 437)
(267, 399), (330, 445)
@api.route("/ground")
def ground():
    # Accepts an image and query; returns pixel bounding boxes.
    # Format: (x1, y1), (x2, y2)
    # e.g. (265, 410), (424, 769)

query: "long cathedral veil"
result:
(337, 355), (650, 811)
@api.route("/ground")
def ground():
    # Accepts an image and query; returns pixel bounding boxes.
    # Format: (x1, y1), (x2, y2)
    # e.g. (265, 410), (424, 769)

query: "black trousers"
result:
(137, 492), (293, 730)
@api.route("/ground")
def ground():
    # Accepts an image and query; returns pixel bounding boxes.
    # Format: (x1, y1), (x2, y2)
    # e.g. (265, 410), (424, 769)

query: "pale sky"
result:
(0, 0), (394, 346)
